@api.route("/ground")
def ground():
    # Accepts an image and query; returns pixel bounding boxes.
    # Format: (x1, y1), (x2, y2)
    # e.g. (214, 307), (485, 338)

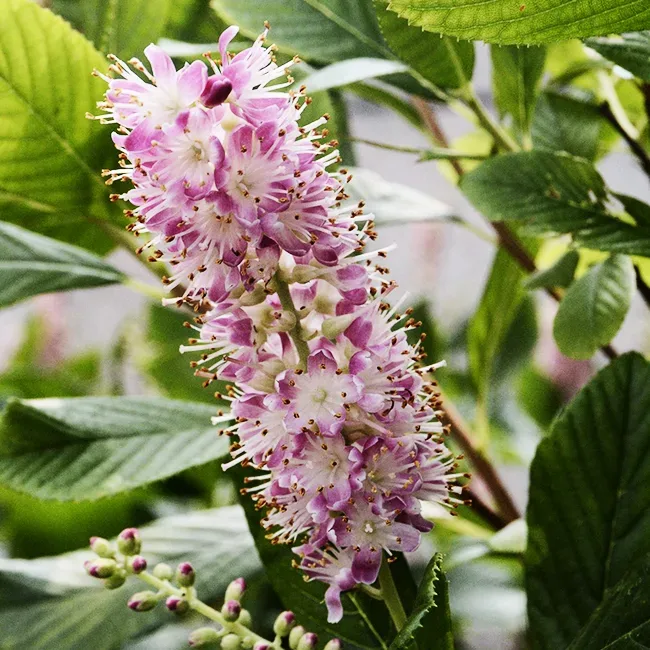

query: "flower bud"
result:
(224, 577), (247, 601)
(273, 611), (296, 637)
(128, 590), (159, 612)
(297, 633), (319, 650)
(104, 572), (127, 590)
(322, 314), (355, 340)
(188, 627), (221, 647)
(220, 634), (241, 650)
(253, 643), (271, 650)
(89, 536), (114, 558)
(166, 595), (189, 614)
(221, 599), (241, 622)
(152, 563), (174, 580)
(324, 639), (342, 650)
(129, 556), (147, 574)
(240, 638), (255, 650)
(84, 558), (117, 579)
(117, 528), (142, 556)
(238, 609), (252, 627)
(289, 626), (306, 650)
(200, 75), (233, 108)
(176, 562), (196, 587)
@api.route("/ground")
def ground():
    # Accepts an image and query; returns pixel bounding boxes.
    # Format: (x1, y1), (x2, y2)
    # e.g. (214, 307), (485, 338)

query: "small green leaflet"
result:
(586, 32), (650, 82)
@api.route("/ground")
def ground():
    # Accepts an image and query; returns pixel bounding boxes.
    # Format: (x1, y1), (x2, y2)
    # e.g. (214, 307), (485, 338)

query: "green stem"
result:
(348, 593), (388, 650)
(378, 557), (408, 632)
(275, 276), (310, 369)
(137, 571), (270, 645)
(350, 137), (489, 160)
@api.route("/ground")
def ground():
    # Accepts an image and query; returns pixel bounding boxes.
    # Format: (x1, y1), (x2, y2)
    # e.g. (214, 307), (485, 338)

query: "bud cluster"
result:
(94, 24), (465, 623)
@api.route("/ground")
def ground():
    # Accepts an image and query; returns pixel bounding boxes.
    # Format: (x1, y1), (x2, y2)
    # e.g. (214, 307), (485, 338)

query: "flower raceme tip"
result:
(93, 24), (464, 623)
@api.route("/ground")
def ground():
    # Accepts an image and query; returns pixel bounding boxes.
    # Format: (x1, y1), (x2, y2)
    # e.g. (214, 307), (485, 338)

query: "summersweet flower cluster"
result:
(95, 26), (462, 623)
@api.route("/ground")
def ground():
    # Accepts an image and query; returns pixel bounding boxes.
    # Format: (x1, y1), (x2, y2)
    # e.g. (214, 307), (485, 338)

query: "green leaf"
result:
(586, 32), (650, 82)
(386, 0), (650, 45)
(460, 151), (650, 257)
(0, 506), (261, 650)
(376, 0), (474, 89)
(491, 45), (546, 138)
(0, 221), (124, 309)
(0, 0), (116, 254)
(516, 366), (562, 430)
(552, 255), (634, 360)
(0, 396), (227, 500)
(532, 92), (608, 161)
(526, 352), (650, 649)
(388, 554), (454, 650)
(300, 57), (408, 93)
(51, 0), (175, 57)
(524, 250), (580, 290)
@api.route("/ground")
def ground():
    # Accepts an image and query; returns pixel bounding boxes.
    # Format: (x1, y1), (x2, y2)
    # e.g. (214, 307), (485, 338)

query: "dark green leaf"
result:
(461, 151), (650, 257)
(532, 93), (608, 160)
(0, 396), (227, 500)
(616, 193), (650, 227)
(386, 0), (650, 45)
(389, 554), (454, 650)
(524, 251), (580, 290)
(586, 32), (650, 82)
(166, 0), (231, 43)
(0, 221), (124, 308)
(0, 0), (117, 254)
(0, 506), (261, 650)
(376, 0), (474, 89)
(552, 255), (634, 360)
(491, 45), (546, 138)
(526, 353), (650, 648)
(516, 367), (562, 430)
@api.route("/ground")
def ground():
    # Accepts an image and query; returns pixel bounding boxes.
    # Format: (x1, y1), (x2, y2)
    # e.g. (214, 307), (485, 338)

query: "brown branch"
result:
(462, 486), (510, 530)
(600, 102), (650, 179)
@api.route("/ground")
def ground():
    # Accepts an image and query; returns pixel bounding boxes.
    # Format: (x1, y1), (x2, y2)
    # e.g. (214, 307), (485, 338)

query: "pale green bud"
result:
(103, 572), (127, 590)
(220, 633), (241, 650)
(89, 536), (114, 558)
(117, 528), (142, 556)
(289, 625), (306, 650)
(128, 590), (159, 612)
(273, 611), (296, 637)
(152, 563), (174, 580)
(188, 627), (220, 647)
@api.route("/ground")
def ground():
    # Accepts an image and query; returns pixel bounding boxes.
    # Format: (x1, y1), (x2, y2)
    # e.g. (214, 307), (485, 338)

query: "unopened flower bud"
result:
(241, 638), (255, 650)
(324, 639), (342, 650)
(273, 611), (296, 637)
(89, 536), (114, 558)
(176, 562), (196, 587)
(253, 643), (271, 650)
(297, 633), (318, 650)
(128, 590), (159, 612)
(104, 572), (127, 590)
(166, 595), (189, 614)
(322, 314), (355, 340)
(289, 626), (306, 650)
(200, 75), (233, 108)
(221, 599), (241, 622)
(129, 556), (147, 574)
(220, 634), (242, 650)
(153, 563), (174, 580)
(84, 558), (117, 579)
(238, 609), (252, 627)
(224, 577), (247, 601)
(117, 528), (142, 556)
(189, 627), (221, 647)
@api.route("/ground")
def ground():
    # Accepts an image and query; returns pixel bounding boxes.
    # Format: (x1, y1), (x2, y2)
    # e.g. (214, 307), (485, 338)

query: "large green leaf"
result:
(376, 0), (474, 89)
(526, 353), (650, 649)
(460, 151), (650, 257)
(51, 0), (175, 57)
(388, 554), (454, 650)
(491, 46), (546, 139)
(0, 0), (116, 254)
(586, 32), (650, 83)
(0, 506), (261, 650)
(386, 0), (650, 45)
(553, 255), (634, 360)
(524, 250), (580, 291)
(0, 220), (124, 309)
(0, 397), (227, 500)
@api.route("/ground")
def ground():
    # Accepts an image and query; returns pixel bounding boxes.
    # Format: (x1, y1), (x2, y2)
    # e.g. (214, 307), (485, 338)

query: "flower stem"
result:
(378, 557), (408, 632)
(275, 276), (310, 370)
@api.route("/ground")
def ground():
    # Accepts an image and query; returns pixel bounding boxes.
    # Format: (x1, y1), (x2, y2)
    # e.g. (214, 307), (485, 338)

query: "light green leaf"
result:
(586, 32), (650, 82)
(460, 151), (650, 257)
(388, 554), (454, 650)
(532, 92), (609, 161)
(386, 0), (650, 45)
(0, 397), (228, 500)
(0, 221), (124, 309)
(0, 506), (261, 650)
(300, 57), (407, 93)
(553, 255), (634, 359)
(524, 250), (580, 290)
(0, 0), (116, 254)
(526, 352), (650, 649)
(491, 45), (546, 138)
(52, 0), (175, 57)
(376, 0), (474, 89)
